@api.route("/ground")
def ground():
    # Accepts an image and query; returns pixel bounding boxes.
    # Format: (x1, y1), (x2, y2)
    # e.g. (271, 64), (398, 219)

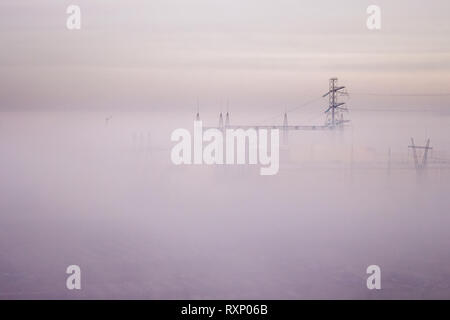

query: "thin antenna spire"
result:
(219, 112), (224, 128)
(195, 98), (200, 121)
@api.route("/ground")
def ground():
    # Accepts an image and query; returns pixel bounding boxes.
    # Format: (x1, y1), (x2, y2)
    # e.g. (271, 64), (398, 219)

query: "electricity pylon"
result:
(408, 138), (432, 171)
(322, 78), (349, 127)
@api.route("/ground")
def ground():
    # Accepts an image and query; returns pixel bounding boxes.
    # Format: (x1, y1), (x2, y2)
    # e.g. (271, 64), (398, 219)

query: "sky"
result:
(0, 0), (449, 111)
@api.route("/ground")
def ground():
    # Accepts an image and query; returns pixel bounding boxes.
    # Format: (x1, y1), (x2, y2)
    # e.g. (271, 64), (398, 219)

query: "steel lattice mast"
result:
(322, 78), (348, 127)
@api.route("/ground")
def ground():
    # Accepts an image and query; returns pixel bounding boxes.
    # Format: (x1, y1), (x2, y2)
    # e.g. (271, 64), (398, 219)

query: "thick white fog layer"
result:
(1, 108), (450, 299)
(1, 0), (450, 299)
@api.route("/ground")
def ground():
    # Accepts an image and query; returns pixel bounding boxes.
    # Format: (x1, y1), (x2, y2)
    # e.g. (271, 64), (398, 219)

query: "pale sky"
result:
(0, 0), (449, 111)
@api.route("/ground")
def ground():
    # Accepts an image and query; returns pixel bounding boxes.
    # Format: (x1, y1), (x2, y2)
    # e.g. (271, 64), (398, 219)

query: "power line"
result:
(352, 93), (450, 97)
(260, 96), (324, 123)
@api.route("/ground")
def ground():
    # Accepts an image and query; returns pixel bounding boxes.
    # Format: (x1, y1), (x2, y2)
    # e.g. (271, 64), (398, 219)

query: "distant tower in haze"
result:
(219, 112), (224, 129)
(409, 138), (432, 172)
(195, 98), (200, 121)
(283, 112), (289, 145)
